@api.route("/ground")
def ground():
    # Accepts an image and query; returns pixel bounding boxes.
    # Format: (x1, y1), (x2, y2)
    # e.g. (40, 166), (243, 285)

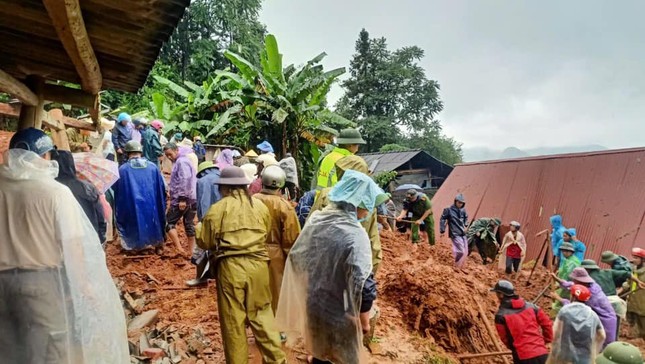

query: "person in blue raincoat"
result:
(563, 228), (586, 262)
(112, 112), (134, 165)
(541, 214), (566, 268)
(186, 161), (222, 287)
(113, 141), (167, 251)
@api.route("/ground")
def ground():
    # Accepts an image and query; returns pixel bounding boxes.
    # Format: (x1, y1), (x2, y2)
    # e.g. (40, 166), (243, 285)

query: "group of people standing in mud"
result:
(415, 193), (645, 363)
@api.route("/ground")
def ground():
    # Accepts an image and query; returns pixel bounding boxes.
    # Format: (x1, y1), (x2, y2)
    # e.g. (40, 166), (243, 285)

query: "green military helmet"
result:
(124, 140), (143, 153)
(581, 259), (601, 270)
(559, 242), (575, 252)
(596, 342), (644, 364)
(336, 128), (366, 145)
(601, 250), (619, 263)
(197, 161), (216, 175)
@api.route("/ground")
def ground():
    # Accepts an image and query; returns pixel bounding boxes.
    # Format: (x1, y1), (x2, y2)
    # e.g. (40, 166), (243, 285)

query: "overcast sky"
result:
(260, 0), (645, 151)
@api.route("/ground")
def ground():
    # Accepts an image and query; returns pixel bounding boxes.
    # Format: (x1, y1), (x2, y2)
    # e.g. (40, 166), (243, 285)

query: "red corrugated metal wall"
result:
(432, 148), (645, 262)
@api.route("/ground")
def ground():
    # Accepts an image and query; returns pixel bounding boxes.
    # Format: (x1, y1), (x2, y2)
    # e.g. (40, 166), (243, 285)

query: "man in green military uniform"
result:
(467, 217), (502, 264)
(309, 155), (384, 274)
(396, 189), (435, 245)
(581, 259), (631, 297)
(315, 128), (366, 190)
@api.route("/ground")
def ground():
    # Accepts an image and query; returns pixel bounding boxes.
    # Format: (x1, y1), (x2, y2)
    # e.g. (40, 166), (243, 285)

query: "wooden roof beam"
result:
(0, 69), (39, 106)
(42, 0), (102, 94)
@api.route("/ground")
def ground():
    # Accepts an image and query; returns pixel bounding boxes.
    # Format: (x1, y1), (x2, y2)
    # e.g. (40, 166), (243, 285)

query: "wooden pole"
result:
(476, 300), (511, 364)
(17, 76), (44, 130)
(531, 277), (553, 304)
(458, 351), (512, 360)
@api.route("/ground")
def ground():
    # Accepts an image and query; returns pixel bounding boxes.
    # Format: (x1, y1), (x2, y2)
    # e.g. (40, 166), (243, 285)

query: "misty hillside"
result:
(463, 145), (608, 162)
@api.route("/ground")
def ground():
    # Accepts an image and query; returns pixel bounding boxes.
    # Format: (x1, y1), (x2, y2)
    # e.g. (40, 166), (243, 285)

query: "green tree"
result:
(379, 144), (410, 152)
(159, 0), (266, 82)
(337, 29), (462, 164)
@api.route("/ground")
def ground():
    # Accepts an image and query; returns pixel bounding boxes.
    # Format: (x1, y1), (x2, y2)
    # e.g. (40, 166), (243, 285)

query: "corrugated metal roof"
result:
(360, 150), (423, 174)
(432, 147), (645, 262)
(359, 150), (453, 177)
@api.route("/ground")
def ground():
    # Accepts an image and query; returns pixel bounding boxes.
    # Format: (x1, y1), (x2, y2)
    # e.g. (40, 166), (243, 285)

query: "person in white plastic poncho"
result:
(0, 128), (129, 364)
(276, 170), (386, 364)
(547, 284), (605, 364)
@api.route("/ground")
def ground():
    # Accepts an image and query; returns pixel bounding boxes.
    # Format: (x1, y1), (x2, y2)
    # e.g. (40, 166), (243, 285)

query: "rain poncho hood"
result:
(215, 148), (234, 170)
(327, 169), (386, 212)
(279, 155), (299, 186)
(548, 302), (604, 363)
(169, 147), (197, 205)
(53, 150), (106, 243)
(0, 149), (129, 362)
(550, 214), (566, 258)
(257, 140), (274, 153)
(276, 200), (372, 363)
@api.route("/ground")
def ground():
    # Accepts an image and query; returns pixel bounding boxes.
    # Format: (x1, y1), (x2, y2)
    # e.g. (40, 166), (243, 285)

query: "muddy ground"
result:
(104, 222), (557, 364)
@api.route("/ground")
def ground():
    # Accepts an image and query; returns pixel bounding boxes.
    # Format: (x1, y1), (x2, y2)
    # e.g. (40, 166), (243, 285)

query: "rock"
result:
(139, 333), (150, 351)
(202, 348), (213, 355)
(128, 310), (160, 332)
(143, 347), (165, 360)
(195, 360), (205, 364)
(186, 337), (206, 354)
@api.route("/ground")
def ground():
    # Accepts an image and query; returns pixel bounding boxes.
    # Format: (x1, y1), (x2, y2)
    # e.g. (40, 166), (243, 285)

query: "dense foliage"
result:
(337, 29), (463, 165)
(100, 2), (463, 189)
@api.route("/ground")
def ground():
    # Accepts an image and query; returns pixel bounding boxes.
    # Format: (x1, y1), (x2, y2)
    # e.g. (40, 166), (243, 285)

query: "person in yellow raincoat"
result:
(253, 165), (301, 313)
(314, 128), (366, 190)
(197, 166), (286, 364)
(308, 155), (383, 273)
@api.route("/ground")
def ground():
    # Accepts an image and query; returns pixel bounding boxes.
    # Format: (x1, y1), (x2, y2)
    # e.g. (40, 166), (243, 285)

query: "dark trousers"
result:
(166, 203), (197, 237)
(506, 257), (521, 273)
(514, 353), (548, 364)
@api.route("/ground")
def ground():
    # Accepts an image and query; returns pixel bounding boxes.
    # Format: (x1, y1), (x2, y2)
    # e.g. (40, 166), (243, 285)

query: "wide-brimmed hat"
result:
(198, 161), (217, 175)
(569, 267), (595, 284)
(336, 128), (366, 145)
(581, 259), (600, 270)
(217, 166), (250, 185)
(559, 242), (575, 252)
(406, 189), (419, 197)
(601, 251), (619, 263)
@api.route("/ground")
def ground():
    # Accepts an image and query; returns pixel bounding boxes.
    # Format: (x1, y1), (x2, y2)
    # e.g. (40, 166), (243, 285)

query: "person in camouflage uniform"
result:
(467, 217), (502, 264)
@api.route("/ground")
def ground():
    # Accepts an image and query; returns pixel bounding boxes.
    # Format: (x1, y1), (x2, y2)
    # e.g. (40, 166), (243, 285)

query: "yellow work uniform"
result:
(309, 188), (382, 273)
(315, 147), (352, 189)
(197, 191), (286, 364)
(254, 191), (301, 313)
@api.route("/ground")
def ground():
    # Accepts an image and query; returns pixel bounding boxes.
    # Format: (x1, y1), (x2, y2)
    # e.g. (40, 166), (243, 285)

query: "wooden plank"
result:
(457, 351), (512, 360)
(42, 0), (102, 94)
(397, 168), (431, 176)
(476, 300), (511, 364)
(0, 102), (19, 117)
(0, 69), (38, 106)
(42, 83), (96, 108)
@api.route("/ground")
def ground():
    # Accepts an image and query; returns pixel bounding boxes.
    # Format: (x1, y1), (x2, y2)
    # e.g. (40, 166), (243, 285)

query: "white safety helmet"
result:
(261, 165), (286, 189)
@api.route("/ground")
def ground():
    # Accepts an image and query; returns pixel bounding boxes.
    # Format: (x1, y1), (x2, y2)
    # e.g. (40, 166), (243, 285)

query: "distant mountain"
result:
(462, 144), (608, 162)
(499, 147), (530, 159)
